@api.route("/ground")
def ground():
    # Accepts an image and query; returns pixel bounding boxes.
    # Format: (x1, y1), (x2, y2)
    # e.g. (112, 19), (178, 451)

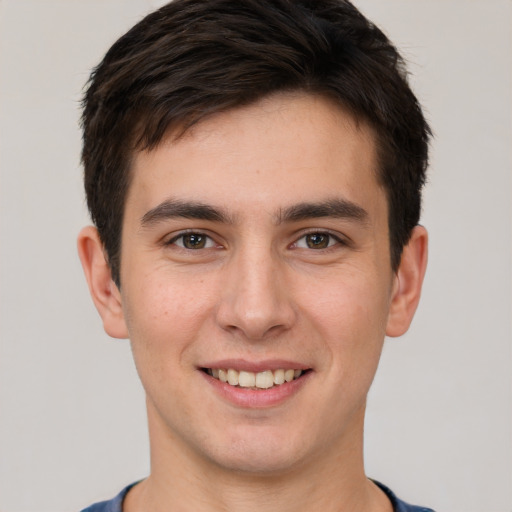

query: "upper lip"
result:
(199, 359), (311, 373)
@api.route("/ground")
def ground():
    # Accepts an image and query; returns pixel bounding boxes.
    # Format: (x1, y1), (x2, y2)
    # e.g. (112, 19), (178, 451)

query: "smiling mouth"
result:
(202, 368), (308, 390)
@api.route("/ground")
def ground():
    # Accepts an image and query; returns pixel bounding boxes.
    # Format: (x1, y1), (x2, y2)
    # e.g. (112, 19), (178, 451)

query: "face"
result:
(113, 93), (400, 474)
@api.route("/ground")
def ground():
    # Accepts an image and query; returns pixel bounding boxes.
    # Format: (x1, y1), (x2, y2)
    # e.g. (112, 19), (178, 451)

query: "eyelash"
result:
(166, 230), (347, 251)
(166, 231), (219, 250)
(291, 231), (346, 251)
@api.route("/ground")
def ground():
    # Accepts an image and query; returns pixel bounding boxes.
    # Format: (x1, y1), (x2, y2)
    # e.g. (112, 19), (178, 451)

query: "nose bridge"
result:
(216, 237), (294, 340)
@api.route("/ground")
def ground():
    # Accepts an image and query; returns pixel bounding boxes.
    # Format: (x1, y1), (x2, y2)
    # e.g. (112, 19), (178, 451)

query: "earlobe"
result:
(386, 225), (428, 337)
(77, 226), (129, 339)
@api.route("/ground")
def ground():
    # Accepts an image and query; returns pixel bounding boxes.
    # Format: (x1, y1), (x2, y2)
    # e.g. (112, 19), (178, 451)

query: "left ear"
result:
(386, 225), (428, 337)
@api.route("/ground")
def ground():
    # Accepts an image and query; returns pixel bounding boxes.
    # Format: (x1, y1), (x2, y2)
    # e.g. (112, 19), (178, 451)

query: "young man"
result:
(78, 1), (432, 511)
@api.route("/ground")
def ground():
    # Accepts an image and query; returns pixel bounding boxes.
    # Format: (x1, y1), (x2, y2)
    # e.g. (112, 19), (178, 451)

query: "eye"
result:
(294, 232), (340, 250)
(169, 232), (216, 250)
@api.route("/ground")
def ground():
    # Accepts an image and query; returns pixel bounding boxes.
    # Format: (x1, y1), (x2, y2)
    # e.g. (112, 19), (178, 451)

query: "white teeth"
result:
(273, 369), (285, 385)
(208, 368), (305, 388)
(238, 371), (255, 387)
(255, 370), (274, 389)
(227, 369), (239, 386)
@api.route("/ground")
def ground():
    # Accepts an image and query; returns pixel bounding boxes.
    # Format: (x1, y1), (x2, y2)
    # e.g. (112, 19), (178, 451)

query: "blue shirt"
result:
(81, 481), (435, 512)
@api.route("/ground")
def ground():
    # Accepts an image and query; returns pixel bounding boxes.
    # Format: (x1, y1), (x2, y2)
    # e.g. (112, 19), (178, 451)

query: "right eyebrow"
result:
(140, 199), (234, 227)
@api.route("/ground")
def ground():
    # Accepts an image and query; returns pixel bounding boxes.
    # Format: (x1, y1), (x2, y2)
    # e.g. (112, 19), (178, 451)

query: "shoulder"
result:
(374, 480), (436, 512)
(80, 483), (137, 512)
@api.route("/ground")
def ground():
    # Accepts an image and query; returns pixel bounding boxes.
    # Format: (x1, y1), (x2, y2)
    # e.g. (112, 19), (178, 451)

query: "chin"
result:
(200, 425), (313, 476)
(208, 447), (304, 476)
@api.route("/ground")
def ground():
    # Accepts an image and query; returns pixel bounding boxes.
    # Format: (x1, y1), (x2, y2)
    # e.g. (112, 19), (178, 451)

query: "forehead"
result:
(126, 92), (384, 219)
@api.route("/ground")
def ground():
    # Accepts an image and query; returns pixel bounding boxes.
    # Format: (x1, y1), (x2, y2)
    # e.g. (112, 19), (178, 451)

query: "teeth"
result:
(238, 371), (255, 387)
(208, 368), (304, 389)
(284, 369), (295, 382)
(274, 369), (285, 385)
(255, 370), (274, 389)
(218, 369), (228, 383)
(227, 369), (239, 386)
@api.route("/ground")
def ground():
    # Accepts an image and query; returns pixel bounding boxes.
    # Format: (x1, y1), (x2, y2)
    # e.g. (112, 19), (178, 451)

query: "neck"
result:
(124, 401), (392, 512)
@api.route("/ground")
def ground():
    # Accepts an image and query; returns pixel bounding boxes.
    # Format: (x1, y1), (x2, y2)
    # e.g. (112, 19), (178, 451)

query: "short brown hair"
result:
(81, 0), (431, 285)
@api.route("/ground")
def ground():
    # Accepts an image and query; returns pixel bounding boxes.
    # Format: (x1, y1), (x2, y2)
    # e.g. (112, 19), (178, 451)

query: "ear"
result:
(77, 226), (129, 339)
(386, 225), (428, 337)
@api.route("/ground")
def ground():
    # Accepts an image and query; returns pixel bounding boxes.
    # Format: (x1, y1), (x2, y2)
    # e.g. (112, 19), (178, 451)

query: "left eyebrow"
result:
(276, 198), (369, 224)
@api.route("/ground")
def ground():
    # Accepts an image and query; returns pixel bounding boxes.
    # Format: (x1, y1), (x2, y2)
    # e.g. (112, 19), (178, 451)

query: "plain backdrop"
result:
(0, 1), (511, 511)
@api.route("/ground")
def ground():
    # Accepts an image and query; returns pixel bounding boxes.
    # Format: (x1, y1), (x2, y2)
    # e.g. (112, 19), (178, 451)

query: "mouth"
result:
(201, 368), (308, 390)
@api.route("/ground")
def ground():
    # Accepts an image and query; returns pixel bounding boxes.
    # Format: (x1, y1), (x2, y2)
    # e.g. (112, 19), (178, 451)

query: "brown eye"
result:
(170, 232), (215, 249)
(305, 233), (331, 249)
(182, 233), (207, 249)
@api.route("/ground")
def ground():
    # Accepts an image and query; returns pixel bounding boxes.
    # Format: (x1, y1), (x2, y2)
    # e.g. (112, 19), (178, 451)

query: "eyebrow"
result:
(141, 199), (233, 226)
(140, 197), (368, 227)
(276, 198), (368, 224)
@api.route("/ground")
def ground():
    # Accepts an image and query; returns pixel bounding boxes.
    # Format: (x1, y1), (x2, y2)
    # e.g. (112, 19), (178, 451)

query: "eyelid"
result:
(291, 229), (349, 249)
(162, 228), (350, 250)
(165, 229), (220, 249)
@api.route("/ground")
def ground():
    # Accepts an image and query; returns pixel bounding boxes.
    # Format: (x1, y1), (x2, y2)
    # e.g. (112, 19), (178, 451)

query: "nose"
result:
(215, 244), (296, 341)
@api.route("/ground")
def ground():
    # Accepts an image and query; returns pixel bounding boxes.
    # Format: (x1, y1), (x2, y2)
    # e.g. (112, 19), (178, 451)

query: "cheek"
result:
(121, 272), (215, 366)
(302, 268), (390, 333)
(295, 267), (391, 376)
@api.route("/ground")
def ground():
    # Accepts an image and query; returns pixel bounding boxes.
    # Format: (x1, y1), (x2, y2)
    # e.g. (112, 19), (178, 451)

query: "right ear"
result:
(77, 226), (129, 339)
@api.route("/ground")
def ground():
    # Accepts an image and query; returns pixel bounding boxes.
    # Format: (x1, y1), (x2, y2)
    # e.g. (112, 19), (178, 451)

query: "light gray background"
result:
(0, 1), (510, 511)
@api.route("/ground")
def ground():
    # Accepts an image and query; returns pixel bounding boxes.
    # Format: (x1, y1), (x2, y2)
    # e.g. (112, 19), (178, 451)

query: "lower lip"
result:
(200, 371), (311, 408)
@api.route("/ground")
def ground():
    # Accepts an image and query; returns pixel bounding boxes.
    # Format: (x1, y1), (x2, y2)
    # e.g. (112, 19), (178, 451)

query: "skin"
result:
(78, 92), (427, 512)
